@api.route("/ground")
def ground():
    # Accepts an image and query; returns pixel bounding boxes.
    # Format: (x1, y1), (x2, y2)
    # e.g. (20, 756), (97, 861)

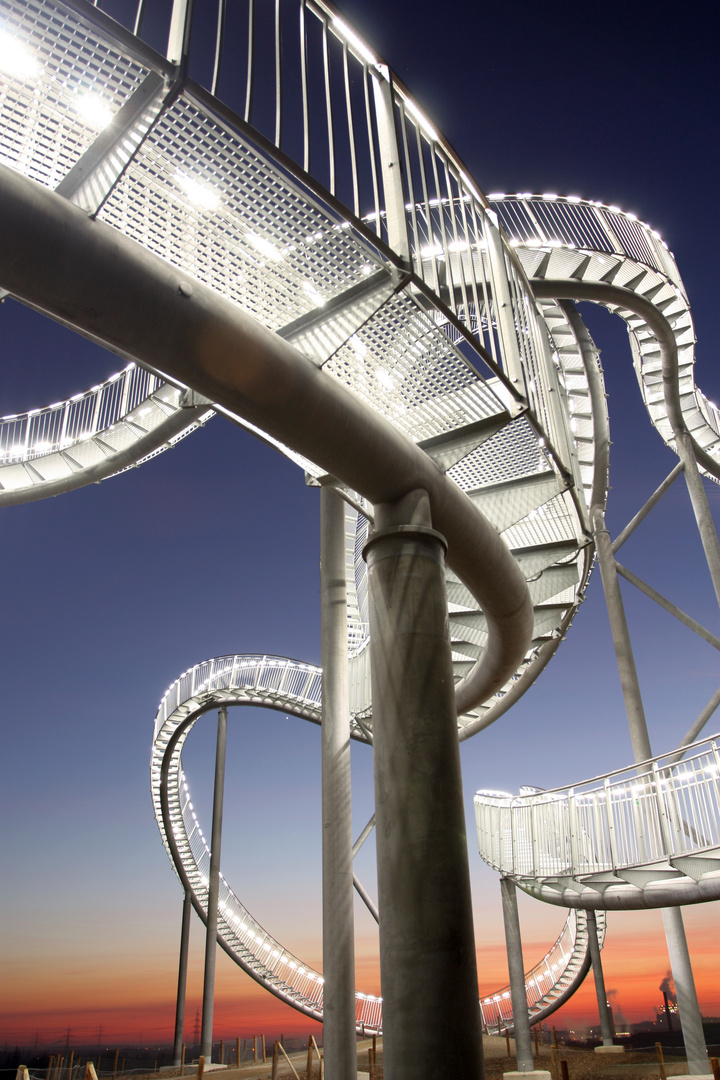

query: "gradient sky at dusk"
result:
(1, 0), (719, 1049)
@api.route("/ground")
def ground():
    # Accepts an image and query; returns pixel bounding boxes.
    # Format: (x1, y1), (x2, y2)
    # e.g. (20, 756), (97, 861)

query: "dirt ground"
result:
(127, 1035), (713, 1080)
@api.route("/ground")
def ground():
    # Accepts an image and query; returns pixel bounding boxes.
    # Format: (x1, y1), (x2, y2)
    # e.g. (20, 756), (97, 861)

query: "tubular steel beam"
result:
(0, 164), (532, 715)
(500, 877), (534, 1071)
(611, 463), (685, 555)
(585, 911), (613, 1047)
(200, 706), (228, 1062)
(614, 562), (720, 651)
(173, 890), (193, 1066)
(320, 487), (356, 1080)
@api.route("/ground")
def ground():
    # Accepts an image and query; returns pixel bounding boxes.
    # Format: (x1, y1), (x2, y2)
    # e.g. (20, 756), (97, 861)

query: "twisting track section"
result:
(0, 0), (718, 1039)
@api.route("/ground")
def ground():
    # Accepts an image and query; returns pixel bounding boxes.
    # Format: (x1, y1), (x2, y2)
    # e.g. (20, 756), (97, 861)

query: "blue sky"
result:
(1, 0), (719, 1045)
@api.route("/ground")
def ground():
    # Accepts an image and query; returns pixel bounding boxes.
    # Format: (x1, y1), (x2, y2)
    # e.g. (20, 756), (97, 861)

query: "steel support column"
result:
(173, 890), (193, 1065)
(585, 911), (613, 1047)
(675, 431), (720, 610)
(500, 877), (534, 1072)
(363, 488), (483, 1080)
(320, 487), (357, 1080)
(200, 706), (228, 1062)
(661, 907), (708, 1076)
(570, 300), (709, 1074)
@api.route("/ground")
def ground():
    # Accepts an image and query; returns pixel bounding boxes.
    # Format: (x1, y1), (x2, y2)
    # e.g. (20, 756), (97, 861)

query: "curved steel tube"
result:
(531, 279), (720, 484)
(0, 163), (533, 712)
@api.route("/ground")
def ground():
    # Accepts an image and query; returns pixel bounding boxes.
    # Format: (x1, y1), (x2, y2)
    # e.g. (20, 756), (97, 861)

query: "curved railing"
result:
(153, 653), (606, 1031)
(480, 908), (605, 1034)
(493, 195), (720, 482)
(475, 735), (720, 909)
(0, 365), (213, 503)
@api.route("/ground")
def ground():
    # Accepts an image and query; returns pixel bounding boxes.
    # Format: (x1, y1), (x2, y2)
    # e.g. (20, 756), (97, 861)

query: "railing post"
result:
(370, 72), (411, 265)
(604, 778), (618, 872)
(568, 790), (579, 874)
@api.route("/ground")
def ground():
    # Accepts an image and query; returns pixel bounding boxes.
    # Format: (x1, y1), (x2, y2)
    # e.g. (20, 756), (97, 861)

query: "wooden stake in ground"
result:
(710, 1057), (720, 1080)
(560, 1060), (569, 1080)
(306, 1037), (313, 1080)
(47, 1054), (55, 1080)
(235, 1038), (240, 1067)
(197, 1055), (205, 1080)
(181, 1044), (186, 1077)
(261, 1035), (267, 1063)
(550, 1046), (559, 1080)
(271, 1042), (279, 1080)
(112, 1049), (119, 1080)
(68, 1050), (75, 1080)
(15, 1066), (29, 1080)
(85, 1064), (99, 1080)
(655, 1042), (667, 1080)
(505, 1029), (511, 1058)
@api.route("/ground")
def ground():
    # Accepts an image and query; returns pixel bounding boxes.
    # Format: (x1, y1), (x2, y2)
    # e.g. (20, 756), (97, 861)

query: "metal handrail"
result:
(153, 653), (606, 1033)
(493, 195), (720, 478)
(475, 735), (720, 880)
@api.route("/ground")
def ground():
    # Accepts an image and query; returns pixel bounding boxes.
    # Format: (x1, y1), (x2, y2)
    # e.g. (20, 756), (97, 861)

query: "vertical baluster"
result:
(274, 0), (281, 147)
(244, 0), (255, 124)
(299, 1), (309, 173)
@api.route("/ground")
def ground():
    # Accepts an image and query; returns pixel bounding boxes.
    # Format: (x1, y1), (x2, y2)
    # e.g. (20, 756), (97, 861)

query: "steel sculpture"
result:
(1, 0), (719, 1076)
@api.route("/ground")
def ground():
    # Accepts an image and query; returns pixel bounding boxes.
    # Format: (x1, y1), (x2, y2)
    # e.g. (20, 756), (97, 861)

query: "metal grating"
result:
(0, 0), (147, 188)
(100, 91), (385, 334)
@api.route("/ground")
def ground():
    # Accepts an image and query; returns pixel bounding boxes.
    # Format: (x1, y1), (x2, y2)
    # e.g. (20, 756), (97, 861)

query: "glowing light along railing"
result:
(152, 655), (384, 1029)
(0, 363), (164, 462)
(60, 0), (574, 479)
(479, 909), (603, 1032)
(153, 654), (593, 1033)
(475, 737), (720, 880)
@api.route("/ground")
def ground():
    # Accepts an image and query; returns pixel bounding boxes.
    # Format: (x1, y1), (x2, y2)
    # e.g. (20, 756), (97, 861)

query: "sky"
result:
(2, 0), (720, 1051)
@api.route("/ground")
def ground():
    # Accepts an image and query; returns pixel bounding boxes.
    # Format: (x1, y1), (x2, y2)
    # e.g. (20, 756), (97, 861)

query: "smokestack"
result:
(663, 991), (673, 1032)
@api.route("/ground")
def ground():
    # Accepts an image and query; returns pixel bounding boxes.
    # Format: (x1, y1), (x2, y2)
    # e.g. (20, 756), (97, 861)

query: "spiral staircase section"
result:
(152, 652), (605, 1032)
(475, 735), (720, 910)
(2, 0), (719, 1040)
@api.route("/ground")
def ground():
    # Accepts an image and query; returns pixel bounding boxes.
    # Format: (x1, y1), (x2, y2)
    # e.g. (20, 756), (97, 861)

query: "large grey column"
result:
(585, 911), (613, 1046)
(173, 890), (193, 1065)
(500, 878), (534, 1072)
(363, 488), (483, 1080)
(661, 907), (708, 1075)
(200, 706), (228, 1062)
(320, 487), (357, 1080)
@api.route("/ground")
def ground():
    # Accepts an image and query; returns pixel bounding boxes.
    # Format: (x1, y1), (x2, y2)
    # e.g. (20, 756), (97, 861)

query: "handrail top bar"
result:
(474, 730), (720, 803)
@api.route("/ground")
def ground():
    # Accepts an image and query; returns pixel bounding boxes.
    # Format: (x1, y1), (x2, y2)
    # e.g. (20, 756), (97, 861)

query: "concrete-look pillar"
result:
(661, 907), (709, 1076)
(320, 487), (357, 1080)
(200, 706), (228, 1062)
(363, 488), (483, 1080)
(585, 911), (614, 1047)
(500, 878), (534, 1072)
(173, 890), (193, 1065)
